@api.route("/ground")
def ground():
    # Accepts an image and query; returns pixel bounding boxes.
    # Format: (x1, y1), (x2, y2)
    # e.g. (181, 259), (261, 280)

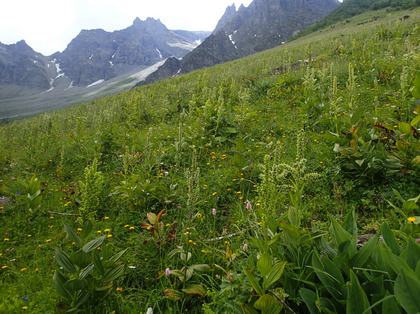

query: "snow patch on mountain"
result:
(167, 41), (197, 51)
(156, 48), (163, 59)
(86, 79), (104, 88)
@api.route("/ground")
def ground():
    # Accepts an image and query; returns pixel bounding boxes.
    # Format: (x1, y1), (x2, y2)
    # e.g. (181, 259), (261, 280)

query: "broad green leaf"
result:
(103, 264), (124, 282)
(287, 205), (299, 228)
(63, 222), (81, 247)
(372, 244), (397, 278)
(312, 249), (346, 300)
(179, 267), (193, 282)
(80, 220), (93, 240)
(299, 288), (318, 314)
(82, 235), (106, 253)
(109, 248), (128, 262)
(398, 122), (412, 135)
(79, 263), (94, 280)
(164, 288), (183, 301)
(95, 285), (111, 292)
(181, 284), (206, 297)
(241, 303), (259, 314)
(64, 278), (85, 292)
(257, 252), (272, 277)
(382, 291), (401, 314)
(243, 266), (264, 296)
(71, 291), (90, 310)
(190, 264), (213, 272)
(169, 270), (184, 277)
(180, 251), (191, 262)
(71, 250), (90, 268)
(55, 248), (77, 273)
(330, 218), (353, 249)
(400, 237), (420, 271)
(351, 107), (365, 125)
(342, 209), (357, 237)
(264, 261), (286, 291)
(395, 268), (420, 313)
(381, 222), (401, 255)
(351, 233), (379, 268)
(402, 200), (419, 213)
(411, 73), (420, 99)
(279, 221), (300, 238)
(92, 251), (104, 276)
(416, 259), (420, 280)
(254, 294), (281, 314)
(411, 115), (420, 127)
(53, 270), (73, 300)
(330, 218), (356, 260)
(346, 270), (371, 314)
(147, 212), (157, 224)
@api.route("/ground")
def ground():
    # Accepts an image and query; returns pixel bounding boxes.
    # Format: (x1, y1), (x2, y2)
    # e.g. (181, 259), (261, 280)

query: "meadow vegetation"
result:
(0, 7), (420, 313)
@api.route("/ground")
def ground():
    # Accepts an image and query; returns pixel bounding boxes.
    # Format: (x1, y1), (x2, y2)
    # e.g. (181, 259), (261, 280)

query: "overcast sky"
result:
(0, 0), (253, 56)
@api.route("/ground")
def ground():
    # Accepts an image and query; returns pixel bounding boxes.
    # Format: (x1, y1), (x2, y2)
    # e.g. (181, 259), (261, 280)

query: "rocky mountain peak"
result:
(213, 4), (238, 34)
(141, 0), (340, 85)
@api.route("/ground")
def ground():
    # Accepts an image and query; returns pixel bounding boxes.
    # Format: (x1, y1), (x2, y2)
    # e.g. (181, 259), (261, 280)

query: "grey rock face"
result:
(142, 0), (340, 85)
(0, 40), (50, 89)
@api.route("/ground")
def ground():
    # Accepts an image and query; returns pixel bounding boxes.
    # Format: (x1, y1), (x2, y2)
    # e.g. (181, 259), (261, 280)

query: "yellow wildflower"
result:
(408, 217), (416, 223)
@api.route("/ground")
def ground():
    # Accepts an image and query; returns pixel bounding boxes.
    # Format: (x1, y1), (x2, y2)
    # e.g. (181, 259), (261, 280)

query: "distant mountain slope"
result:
(0, 18), (210, 119)
(140, 0), (340, 86)
(0, 18), (209, 92)
(293, 0), (420, 39)
(0, 40), (51, 90)
(53, 18), (210, 86)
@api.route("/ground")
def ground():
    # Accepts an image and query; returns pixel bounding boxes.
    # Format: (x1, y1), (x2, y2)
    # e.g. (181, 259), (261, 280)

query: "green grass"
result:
(0, 7), (419, 313)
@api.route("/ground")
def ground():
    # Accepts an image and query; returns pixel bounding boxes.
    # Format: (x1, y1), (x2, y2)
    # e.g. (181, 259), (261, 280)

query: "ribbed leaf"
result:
(330, 218), (356, 258)
(55, 248), (77, 273)
(312, 249), (346, 300)
(72, 250), (90, 268)
(79, 263), (94, 280)
(243, 266), (264, 296)
(254, 294), (281, 314)
(109, 248), (128, 262)
(164, 288), (183, 300)
(299, 288), (318, 314)
(346, 271), (371, 314)
(147, 212), (157, 224)
(80, 220), (93, 240)
(263, 261), (286, 291)
(71, 290), (90, 310)
(103, 264), (124, 282)
(92, 251), (104, 275)
(342, 209), (357, 237)
(190, 264), (212, 272)
(63, 221), (81, 247)
(351, 233), (379, 268)
(382, 291), (401, 314)
(82, 235), (106, 253)
(395, 268), (420, 313)
(400, 237), (420, 270)
(257, 252), (272, 277)
(53, 270), (72, 300)
(181, 284), (206, 297)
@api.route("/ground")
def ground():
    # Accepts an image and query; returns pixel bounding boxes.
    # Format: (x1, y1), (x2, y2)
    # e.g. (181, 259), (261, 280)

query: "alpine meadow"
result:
(1, 6), (420, 314)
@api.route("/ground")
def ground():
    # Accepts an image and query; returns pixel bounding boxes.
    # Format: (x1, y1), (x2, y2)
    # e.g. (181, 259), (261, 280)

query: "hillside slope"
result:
(140, 0), (340, 85)
(293, 0), (420, 39)
(0, 7), (419, 313)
